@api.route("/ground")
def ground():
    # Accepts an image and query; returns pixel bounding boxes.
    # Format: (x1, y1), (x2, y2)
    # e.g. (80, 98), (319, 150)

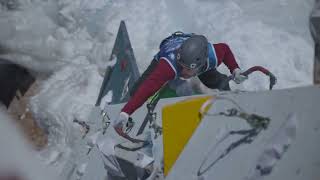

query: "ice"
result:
(97, 137), (125, 177)
(0, 107), (58, 180)
(86, 131), (101, 149)
(97, 136), (116, 156)
(245, 113), (298, 180)
(106, 54), (117, 68)
(100, 90), (113, 110)
(135, 152), (154, 169)
(75, 163), (87, 180)
(0, 0), (314, 178)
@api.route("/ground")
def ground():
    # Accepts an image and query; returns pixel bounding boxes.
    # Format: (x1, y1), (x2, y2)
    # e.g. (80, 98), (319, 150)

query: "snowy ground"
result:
(0, 0), (315, 177)
(0, 106), (58, 180)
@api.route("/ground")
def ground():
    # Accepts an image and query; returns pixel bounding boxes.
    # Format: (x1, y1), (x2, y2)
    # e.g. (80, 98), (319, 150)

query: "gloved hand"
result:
(232, 68), (248, 84)
(112, 112), (130, 133)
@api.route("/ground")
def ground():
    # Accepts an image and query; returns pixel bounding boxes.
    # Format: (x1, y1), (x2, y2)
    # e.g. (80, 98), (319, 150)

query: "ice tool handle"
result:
(241, 66), (277, 90)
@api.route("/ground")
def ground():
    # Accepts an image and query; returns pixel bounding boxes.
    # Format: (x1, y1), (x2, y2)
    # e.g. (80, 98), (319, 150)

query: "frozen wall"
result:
(0, 0), (315, 175)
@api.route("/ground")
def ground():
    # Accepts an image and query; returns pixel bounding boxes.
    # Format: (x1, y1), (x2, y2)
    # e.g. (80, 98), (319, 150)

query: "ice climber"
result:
(112, 32), (248, 132)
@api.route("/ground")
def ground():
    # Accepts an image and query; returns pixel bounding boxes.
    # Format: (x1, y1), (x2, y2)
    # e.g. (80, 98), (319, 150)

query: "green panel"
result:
(96, 21), (140, 106)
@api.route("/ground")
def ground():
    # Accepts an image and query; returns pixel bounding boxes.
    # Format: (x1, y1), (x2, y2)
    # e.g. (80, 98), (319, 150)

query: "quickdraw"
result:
(136, 88), (162, 137)
(101, 110), (111, 135)
(217, 108), (270, 130)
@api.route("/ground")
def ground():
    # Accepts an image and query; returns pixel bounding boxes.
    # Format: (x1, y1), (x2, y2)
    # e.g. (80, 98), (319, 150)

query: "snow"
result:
(0, 106), (58, 180)
(28, 64), (102, 172)
(0, 0), (315, 178)
(100, 90), (113, 114)
(135, 152), (154, 168)
(97, 136), (116, 156)
(75, 163), (87, 179)
(98, 136), (125, 177)
(245, 113), (298, 180)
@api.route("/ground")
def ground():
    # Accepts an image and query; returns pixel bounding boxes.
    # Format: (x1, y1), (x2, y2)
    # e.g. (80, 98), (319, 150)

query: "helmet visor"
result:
(177, 60), (206, 76)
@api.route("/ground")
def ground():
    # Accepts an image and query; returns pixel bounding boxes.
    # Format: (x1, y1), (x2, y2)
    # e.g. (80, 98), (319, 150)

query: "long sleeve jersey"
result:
(122, 43), (239, 115)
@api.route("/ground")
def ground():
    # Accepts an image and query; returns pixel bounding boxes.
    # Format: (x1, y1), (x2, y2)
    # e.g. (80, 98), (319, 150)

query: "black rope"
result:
(197, 97), (270, 177)
(115, 141), (151, 152)
(197, 128), (260, 176)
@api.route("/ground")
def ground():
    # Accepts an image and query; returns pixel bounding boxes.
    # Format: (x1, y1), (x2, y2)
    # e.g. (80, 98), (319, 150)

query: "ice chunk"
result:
(75, 163), (87, 180)
(97, 137), (125, 177)
(99, 90), (113, 110)
(86, 131), (101, 149)
(245, 113), (298, 180)
(107, 54), (117, 68)
(135, 151), (154, 169)
(97, 137), (116, 156)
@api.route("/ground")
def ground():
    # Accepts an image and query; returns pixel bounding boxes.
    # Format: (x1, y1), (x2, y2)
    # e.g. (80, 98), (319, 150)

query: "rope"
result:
(196, 96), (270, 177)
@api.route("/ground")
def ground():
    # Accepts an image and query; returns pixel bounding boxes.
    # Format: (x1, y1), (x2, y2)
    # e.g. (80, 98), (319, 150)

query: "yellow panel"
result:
(162, 96), (214, 176)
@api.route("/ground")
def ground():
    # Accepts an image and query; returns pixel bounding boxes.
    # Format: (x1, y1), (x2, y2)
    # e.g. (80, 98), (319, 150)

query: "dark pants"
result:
(130, 60), (230, 96)
(198, 69), (231, 91)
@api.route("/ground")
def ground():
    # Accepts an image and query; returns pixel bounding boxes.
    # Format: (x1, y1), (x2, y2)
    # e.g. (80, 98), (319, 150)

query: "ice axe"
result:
(220, 66), (277, 90)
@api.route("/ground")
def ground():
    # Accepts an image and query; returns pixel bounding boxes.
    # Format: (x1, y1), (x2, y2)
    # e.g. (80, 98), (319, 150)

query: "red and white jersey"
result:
(122, 43), (240, 115)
